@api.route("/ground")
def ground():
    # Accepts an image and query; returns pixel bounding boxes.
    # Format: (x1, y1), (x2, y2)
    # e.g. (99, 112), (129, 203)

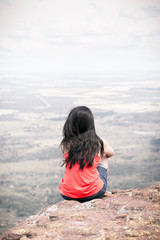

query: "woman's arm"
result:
(103, 141), (114, 158)
(99, 139), (114, 171)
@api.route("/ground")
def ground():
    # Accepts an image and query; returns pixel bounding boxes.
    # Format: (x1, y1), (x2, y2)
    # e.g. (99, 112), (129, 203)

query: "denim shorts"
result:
(61, 165), (107, 203)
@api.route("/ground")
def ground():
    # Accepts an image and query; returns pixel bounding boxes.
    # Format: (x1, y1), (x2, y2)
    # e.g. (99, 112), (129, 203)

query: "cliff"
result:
(0, 185), (160, 240)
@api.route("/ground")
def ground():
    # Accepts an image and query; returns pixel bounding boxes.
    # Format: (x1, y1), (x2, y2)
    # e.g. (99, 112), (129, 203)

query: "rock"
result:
(0, 185), (160, 240)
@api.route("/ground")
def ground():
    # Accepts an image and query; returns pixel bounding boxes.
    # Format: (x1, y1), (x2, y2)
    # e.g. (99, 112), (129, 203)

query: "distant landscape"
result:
(0, 72), (160, 233)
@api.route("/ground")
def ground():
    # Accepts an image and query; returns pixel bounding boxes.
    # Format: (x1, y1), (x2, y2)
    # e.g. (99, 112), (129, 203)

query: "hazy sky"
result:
(0, 0), (160, 73)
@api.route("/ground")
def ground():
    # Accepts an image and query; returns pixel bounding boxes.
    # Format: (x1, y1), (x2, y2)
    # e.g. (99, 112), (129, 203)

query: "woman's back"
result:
(59, 152), (104, 198)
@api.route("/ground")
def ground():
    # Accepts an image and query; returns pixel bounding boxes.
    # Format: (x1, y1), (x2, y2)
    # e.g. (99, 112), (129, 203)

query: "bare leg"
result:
(99, 156), (109, 171)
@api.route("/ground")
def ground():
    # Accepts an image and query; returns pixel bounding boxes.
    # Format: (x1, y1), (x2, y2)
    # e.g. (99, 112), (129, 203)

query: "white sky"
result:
(0, 0), (160, 73)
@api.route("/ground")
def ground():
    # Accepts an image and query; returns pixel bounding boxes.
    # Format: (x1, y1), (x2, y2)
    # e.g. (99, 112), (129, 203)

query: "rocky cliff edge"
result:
(0, 185), (160, 240)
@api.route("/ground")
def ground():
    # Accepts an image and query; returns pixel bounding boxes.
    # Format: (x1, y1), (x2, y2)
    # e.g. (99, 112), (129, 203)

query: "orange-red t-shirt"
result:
(59, 153), (104, 198)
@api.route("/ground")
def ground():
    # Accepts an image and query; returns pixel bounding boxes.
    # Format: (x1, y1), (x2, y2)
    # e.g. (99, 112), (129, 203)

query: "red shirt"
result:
(59, 153), (104, 198)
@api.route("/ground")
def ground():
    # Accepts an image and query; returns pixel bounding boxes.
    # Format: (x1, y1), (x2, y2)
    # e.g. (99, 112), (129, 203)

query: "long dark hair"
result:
(60, 106), (104, 170)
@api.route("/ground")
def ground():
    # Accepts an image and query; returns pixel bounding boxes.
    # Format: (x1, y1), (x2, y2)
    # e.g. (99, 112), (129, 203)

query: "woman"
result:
(59, 106), (114, 202)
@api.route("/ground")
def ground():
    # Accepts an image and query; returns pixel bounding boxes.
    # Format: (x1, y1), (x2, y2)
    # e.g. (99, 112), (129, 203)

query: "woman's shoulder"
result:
(63, 153), (69, 161)
(61, 144), (69, 155)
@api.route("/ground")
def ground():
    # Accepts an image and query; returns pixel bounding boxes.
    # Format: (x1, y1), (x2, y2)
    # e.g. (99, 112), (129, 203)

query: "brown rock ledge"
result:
(1, 185), (160, 240)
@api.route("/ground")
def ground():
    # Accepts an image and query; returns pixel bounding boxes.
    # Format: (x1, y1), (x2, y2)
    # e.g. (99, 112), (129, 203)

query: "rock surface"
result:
(0, 185), (160, 240)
